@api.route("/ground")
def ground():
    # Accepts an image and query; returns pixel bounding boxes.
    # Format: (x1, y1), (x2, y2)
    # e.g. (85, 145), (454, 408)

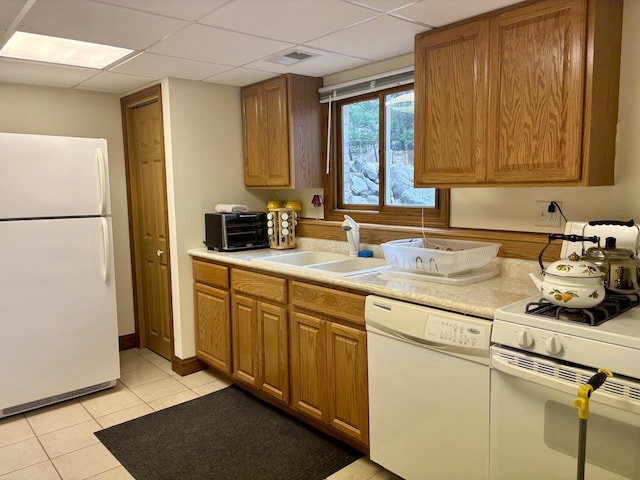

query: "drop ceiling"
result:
(0, 0), (521, 94)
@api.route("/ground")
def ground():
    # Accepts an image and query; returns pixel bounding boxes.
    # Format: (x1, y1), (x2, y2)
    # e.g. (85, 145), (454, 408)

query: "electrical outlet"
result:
(535, 201), (562, 227)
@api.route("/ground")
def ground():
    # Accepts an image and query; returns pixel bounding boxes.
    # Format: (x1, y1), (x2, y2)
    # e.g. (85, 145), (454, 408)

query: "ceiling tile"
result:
(0, 0), (525, 92)
(17, 0), (187, 49)
(0, 0), (27, 30)
(148, 24), (294, 66)
(76, 71), (156, 93)
(246, 48), (369, 77)
(204, 68), (276, 87)
(0, 57), (98, 87)
(198, 0), (379, 44)
(342, 0), (419, 13)
(111, 52), (233, 80)
(394, 0), (520, 27)
(94, 0), (229, 21)
(307, 15), (428, 61)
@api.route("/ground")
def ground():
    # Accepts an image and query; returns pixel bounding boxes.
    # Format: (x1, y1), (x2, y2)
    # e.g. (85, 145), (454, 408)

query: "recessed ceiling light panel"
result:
(0, 31), (133, 69)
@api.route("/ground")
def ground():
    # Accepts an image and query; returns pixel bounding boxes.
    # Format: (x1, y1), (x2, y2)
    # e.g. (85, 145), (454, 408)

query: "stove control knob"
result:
(546, 336), (564, 356)
(517, 330), (534, 349)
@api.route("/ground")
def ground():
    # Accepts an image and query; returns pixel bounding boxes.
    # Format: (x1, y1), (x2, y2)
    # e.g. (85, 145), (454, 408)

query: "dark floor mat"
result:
(95, 385), (362, 480)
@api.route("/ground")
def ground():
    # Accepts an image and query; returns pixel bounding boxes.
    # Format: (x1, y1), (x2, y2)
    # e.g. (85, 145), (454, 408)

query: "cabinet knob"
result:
(157, 249), (164, 257)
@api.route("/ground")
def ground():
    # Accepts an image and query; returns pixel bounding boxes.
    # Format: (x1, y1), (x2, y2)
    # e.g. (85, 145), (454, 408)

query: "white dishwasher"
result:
(365, 295), (492, 480)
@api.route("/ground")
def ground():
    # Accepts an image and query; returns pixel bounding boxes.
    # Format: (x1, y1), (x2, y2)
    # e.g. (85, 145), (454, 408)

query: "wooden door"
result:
(194, 282), (231, 373)
(257, 302), (288, 402)
(327, 322), (369, 444)
(290, 311), (328, 423)
(487, 0), (586, 183)
(122, 85), (173, 359)
(414, 19), (489, 186)
(231, 294), (259, 386)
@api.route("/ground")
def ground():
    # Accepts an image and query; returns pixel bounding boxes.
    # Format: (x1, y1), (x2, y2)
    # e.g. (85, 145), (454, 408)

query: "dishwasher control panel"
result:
(364, 295), (492, 356)
(424, 315), (490, 349)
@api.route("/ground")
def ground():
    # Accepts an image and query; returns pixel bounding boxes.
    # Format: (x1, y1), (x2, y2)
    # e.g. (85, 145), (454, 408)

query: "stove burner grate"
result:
(525, 293), (640, 326)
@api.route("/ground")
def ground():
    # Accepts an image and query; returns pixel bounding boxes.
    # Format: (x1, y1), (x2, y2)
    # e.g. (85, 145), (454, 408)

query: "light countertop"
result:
(188, 238), (540, 320)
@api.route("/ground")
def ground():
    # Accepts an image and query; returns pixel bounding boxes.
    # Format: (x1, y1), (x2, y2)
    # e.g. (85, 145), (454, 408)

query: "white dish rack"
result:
(381, 238), (501, 277)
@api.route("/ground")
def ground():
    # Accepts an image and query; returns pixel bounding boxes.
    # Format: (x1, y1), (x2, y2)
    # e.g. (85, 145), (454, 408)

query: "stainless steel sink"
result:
(253, 250), (387, 277)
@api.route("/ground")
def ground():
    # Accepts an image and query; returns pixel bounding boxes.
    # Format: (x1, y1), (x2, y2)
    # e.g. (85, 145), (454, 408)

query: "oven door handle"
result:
(492, 353), (640, 414)
(492, 353), (577, 395)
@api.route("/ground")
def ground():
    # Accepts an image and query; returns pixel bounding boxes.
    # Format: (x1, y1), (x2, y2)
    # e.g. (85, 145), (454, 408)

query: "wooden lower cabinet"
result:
(193, 261), (232, 374)
(326, 322), (368, 443)
(290, 311), (328, 423)
(194, 283), (231, 373)
(193, 261), (368, 448)
(231, 270), (289, 403)
(290, 281), (369, 446)
(231, 294), (259, 385)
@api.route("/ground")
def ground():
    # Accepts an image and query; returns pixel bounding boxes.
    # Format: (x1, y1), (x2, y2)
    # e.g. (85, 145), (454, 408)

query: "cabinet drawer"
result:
(231, 269), (287, 304)
(192, 260), (229, 289)
(291, 281), (365, 326)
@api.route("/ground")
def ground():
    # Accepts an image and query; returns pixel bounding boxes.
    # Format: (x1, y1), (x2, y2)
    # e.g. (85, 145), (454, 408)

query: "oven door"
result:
(490, 346), (640, 480)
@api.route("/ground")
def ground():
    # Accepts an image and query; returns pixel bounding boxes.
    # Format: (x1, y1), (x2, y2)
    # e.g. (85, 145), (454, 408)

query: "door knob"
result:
(157, 249), (164, 257)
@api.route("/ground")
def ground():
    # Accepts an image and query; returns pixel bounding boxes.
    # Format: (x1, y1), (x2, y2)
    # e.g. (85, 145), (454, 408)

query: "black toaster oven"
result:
(204, 212), (269, 251)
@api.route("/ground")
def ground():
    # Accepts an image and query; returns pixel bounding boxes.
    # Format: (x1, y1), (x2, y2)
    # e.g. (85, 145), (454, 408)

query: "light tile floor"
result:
(0, 348), (401, 480)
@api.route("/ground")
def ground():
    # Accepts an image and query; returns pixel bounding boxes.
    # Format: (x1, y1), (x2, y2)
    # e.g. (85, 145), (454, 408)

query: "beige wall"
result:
(2, 0), (638, 360)
(0, 82), (135, 337)
(161, 77), (270, 359)
(321, 2), (640, 233)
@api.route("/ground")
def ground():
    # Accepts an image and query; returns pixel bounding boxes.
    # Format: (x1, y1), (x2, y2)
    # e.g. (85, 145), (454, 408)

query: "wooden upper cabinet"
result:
(241, 74), (323, 189)
(414, 19), (489, 185)
(487, 0), (586, 184)
(414, 0), (623, 187)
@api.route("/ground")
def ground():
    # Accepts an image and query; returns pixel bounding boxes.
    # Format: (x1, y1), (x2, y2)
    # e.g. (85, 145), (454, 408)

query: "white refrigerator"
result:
(0, 132), (120, 418)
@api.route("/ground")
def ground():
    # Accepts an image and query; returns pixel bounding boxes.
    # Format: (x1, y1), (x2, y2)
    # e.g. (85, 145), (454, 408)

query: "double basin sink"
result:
(252, 250), (387, 277)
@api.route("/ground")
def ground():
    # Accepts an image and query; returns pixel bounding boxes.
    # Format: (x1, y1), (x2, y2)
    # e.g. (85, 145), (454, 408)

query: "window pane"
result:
(384, 90), (435, 207)
(342, 98), (379, 205)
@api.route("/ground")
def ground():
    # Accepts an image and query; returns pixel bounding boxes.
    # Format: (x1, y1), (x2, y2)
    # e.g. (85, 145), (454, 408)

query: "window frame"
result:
(324, 84), (449, 228)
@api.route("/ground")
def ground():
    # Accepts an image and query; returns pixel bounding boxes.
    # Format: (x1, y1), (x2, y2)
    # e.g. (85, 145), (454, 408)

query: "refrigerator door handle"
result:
(101, 218), (110, 282)
(97, 147), (106, 216)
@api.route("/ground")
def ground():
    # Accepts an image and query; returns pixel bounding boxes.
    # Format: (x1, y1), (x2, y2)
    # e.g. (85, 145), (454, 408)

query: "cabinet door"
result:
(326, 322), (369, 444)
(290, 311), (328, 423)
(241, 84), (268, 187)
(231, 294), (259, 386)
(258, 302), (289, 402)
(414, 19), (489, 186)
(242, 77), (290, 188)
(193, 282), (231, 374)
(263, 76), (290, 187)
(487, 0), (586, 183)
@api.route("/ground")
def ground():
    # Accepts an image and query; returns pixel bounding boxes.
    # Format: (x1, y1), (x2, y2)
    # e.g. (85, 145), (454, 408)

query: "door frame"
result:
(120, 84), (174, 358)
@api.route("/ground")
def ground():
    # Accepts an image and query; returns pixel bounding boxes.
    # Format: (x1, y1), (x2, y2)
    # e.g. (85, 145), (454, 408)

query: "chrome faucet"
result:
(341, 215), (360, 257)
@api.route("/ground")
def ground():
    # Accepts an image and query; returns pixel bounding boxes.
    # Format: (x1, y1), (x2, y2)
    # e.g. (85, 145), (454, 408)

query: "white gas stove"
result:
(489, 221), (640, 480)
(492, 294), (640, 379)
(492, 220), (640, 379)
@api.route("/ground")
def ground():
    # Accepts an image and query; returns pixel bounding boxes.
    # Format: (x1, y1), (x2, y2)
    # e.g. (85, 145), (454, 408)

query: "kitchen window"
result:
(324, 84), (449, 228)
